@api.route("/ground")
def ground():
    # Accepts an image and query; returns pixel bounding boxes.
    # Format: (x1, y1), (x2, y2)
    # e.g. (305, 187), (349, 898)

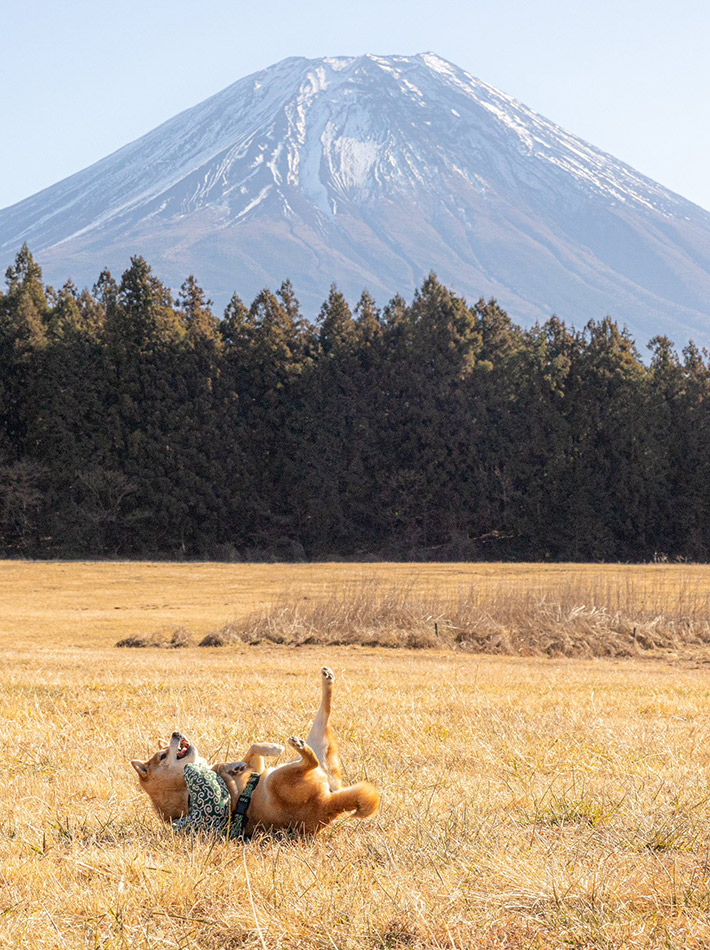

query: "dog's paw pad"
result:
(288, 736), (306, 750)
(224, 761), (247, 775)
(321, 667), (334, 682)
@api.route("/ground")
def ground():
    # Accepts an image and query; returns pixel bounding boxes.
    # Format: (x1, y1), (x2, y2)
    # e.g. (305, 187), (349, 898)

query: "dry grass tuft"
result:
(117, 627), (192, 649)
(203, 577), (710, 658)
(198, 632), (227, 647)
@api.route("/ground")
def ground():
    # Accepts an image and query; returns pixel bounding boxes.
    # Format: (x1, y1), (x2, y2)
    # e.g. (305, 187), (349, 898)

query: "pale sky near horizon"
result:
(2, 0), (709, 211)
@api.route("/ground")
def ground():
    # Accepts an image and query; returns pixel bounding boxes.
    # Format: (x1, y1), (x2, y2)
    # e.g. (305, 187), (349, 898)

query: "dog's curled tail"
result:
(327, 781), (380, 820)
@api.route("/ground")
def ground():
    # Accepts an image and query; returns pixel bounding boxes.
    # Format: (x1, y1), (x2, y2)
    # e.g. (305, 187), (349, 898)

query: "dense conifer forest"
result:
(0, 245), (708, 561)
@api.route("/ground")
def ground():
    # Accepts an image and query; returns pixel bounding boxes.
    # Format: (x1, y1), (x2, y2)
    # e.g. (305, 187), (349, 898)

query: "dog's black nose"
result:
(172, 731), (182, 740)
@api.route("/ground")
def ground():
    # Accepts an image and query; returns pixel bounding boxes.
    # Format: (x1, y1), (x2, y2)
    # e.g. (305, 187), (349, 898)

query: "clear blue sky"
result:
(3, 0), (709, 211)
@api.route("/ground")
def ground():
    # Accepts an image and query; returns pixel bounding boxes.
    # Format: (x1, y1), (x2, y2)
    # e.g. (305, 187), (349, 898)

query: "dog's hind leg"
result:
(241, 742), (284, 775)
(286, 736), (321, 772)
(214, 743), (283, 811)
(306, 667), (343, 790)
(213, 761), (248, 811)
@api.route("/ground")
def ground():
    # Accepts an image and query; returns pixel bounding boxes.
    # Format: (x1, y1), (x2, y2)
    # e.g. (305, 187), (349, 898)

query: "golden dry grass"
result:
(3, 561), (710, 948)
(2, 559), (709, 649)
(210, 575), (710, 658)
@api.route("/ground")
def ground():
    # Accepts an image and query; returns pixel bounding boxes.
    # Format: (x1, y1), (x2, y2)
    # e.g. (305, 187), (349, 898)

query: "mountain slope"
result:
(2, 53), (710, 344)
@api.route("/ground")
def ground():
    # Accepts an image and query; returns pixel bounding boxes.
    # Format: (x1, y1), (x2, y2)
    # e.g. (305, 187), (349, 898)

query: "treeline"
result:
(0, 244), (708, 561)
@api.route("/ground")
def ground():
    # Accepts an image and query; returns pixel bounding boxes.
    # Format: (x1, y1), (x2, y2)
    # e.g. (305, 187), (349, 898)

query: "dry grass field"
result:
(2, 559), (709, 650)
(3, 561), (710, 949)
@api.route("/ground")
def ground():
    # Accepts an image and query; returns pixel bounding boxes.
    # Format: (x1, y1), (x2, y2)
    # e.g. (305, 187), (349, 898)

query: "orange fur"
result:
(215, 734), (379, 836)
(131, 667), (379, 836)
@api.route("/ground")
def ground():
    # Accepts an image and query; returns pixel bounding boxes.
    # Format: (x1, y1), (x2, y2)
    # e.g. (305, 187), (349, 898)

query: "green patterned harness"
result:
(172, 763), (260, 840)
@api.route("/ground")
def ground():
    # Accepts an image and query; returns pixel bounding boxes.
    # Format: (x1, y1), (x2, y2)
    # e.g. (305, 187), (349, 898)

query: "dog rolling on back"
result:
(131, 667), (379, 837)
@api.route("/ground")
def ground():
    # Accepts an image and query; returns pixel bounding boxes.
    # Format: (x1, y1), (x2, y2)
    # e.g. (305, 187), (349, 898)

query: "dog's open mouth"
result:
(176, 737), (191, 760)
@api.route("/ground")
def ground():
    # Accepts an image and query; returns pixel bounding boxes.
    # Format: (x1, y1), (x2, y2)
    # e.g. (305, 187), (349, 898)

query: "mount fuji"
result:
(2, 53), (710, 345)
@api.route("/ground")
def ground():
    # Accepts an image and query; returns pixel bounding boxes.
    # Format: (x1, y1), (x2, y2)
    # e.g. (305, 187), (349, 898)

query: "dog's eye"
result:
(160, 752), (167, 761)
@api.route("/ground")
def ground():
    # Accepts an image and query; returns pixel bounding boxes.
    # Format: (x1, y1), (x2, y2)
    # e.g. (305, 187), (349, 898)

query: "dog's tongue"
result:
(177, 738), (190, 759)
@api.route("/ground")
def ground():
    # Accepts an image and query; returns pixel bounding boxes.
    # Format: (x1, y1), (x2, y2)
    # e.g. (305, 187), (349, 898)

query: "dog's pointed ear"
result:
(131, 760), (149, 779)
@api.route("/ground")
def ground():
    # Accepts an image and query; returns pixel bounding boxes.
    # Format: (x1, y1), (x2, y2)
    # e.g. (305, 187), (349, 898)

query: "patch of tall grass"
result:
(202, 576), (710, 657)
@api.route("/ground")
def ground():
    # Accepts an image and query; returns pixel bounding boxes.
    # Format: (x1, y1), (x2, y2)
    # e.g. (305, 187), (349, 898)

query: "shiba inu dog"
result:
(130, 667), (379, 837)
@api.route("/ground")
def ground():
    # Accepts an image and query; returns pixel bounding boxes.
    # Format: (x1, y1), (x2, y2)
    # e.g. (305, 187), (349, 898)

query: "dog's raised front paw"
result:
(288, 736), (306, 751)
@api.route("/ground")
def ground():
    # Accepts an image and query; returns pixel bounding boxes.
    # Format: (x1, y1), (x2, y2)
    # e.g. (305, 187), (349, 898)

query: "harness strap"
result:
(229, 771), (261, 840)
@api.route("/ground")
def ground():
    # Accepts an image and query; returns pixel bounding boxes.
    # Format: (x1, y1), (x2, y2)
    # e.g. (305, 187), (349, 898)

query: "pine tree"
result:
(561, 317), (649, 558)
(220, 292), (251, 348)
(1, 244), (49, 353)
(112, 256), (184, 348)
(177, 275), (220, 343)
(318, 284), (357, 355)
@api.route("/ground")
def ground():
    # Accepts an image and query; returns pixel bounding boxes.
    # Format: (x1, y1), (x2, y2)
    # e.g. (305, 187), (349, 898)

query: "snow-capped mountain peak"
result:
(1, 53), (709, 344)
